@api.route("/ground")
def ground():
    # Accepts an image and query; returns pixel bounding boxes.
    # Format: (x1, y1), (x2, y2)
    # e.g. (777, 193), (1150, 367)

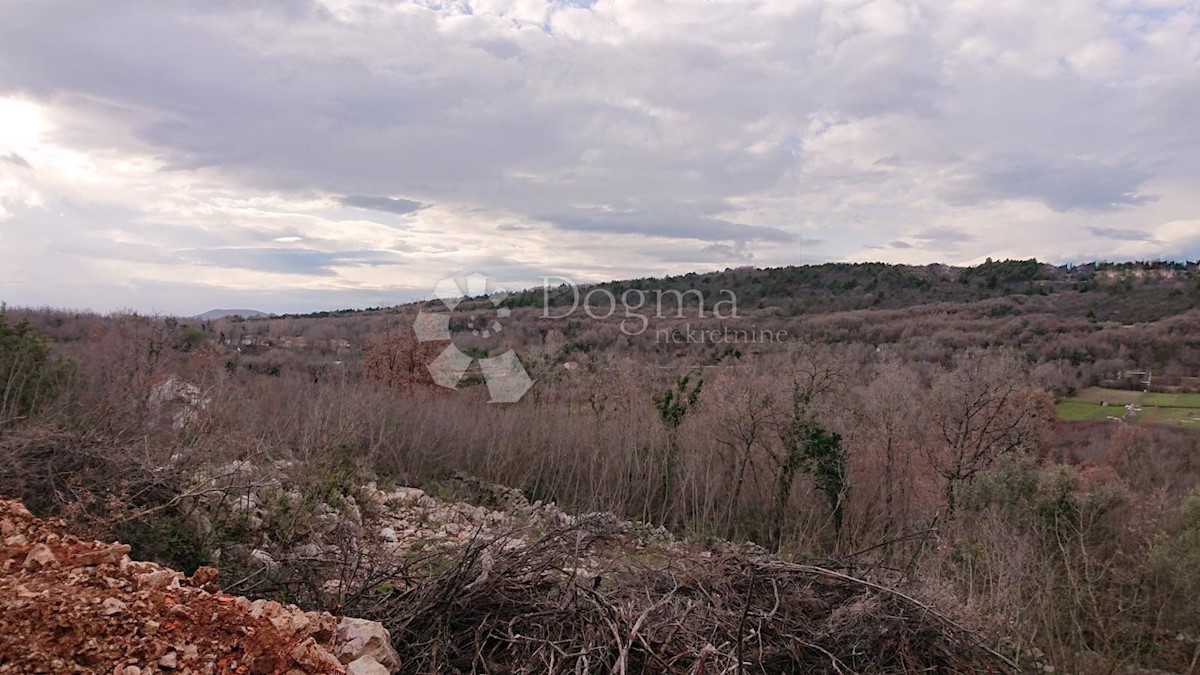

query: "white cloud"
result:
(0, 0), (1197, 313)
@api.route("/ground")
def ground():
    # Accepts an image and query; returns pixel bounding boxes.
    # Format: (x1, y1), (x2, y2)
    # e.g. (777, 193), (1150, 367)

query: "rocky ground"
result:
(0, 498), (399, 674)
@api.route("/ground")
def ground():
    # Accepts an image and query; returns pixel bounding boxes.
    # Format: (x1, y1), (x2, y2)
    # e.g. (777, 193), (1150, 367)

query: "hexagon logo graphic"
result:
(414, 273), (533, 403)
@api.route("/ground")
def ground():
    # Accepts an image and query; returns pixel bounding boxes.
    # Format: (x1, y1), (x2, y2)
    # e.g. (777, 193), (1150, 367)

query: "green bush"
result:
(181, 326), (208, 349)
(0, 308), (70, 425)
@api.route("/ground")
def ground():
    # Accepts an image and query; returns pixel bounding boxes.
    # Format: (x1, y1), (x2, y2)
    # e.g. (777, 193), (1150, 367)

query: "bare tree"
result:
(858, 360), (924, 536)
(926, 349), (1053, 514)
(362, 319), (445, 391)
(702, 373), (776, 532)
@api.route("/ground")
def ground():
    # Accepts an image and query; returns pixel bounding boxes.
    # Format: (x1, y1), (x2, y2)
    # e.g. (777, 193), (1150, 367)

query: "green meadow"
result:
(1056, 387), (1200, 427)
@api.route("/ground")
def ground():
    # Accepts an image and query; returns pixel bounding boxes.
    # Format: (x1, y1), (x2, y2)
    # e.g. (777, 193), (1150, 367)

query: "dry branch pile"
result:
(342, 517), (1012, 674)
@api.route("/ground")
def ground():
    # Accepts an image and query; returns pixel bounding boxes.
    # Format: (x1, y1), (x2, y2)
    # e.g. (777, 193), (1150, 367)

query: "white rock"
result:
(250, 548), (279, 570)
(347, 655), (391, 675)
(388, 488), (425, 506)
(136, 570), (182, 591)
(102, 597), (127, 616)
(22, 543), (57, 570)
(293, 543), (321, 558)
(290, 637), (342, 671)
(379, 527), (397, 543)
(335, 617), (401, 671)
(268, 609), (311, 637)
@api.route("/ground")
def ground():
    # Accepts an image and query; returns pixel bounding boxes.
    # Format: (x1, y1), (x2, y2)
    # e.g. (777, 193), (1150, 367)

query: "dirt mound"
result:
(0, 498), (394, 674)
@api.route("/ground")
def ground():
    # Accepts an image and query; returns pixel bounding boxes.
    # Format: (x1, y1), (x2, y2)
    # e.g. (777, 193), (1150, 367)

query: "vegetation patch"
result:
(1057, 387), (1200, 426)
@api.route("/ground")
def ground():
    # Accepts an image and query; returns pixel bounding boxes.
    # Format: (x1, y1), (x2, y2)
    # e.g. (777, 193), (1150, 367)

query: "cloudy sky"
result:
(1, 0), (1198, 314)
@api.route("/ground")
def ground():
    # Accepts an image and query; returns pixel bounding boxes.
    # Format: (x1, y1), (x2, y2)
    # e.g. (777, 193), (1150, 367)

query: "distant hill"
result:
(196, 309), (269, 320)
(494, 258), (1199, 323)
(267, 258), (1198, 325)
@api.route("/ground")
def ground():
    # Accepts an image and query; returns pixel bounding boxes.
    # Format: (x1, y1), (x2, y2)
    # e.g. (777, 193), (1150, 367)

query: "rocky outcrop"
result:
(0, 498), (399, 673)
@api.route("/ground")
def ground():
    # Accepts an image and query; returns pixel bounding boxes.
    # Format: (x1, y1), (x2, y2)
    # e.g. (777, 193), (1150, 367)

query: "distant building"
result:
(1117, 370), (1153, 389)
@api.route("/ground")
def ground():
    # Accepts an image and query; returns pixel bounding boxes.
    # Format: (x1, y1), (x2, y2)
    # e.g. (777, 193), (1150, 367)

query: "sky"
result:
(0, 0), (1198, 315)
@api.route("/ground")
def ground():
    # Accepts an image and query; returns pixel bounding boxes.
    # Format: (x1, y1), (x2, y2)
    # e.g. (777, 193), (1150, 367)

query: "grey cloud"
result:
(2, 152), (31, 168)
(340, 195), (425, 215)
(863, 240), (915, 251)
(912, 228), (975, 247)
(0, 0), (810, 204)
(1087, 226), (1154, 242)
(654, 238), (818, 266)
(335, 250), (411, 267)
(949, 157), (1154, 212)
(473, 39), (521, 60)
(538, 209), (795, 244)
(54, 239), (182, 266)
(177, 247), (405, 276)
(656, 242), (755, 265)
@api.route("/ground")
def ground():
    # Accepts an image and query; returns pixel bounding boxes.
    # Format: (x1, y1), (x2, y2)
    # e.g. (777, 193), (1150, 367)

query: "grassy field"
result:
(1057, 387), (1200, 427)
(1141, 392), (1200, 408)
(1055, 399), (1121, 422)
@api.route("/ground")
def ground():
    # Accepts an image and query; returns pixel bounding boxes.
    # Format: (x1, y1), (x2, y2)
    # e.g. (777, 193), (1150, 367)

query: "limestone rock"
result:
(250, 548), (279, 570)
(77, 543), (131, 566)
(335, 617), (400, 671)
(102, 597), (127, 615)
(135, 570), (181, 591)
(23, 543), (57, 570)
(290, 636), (342, 671)
(347, 654), (392, 675)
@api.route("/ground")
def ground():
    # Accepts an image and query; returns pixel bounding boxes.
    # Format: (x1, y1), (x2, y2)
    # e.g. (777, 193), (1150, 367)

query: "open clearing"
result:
(1056, 387), (1200, 427)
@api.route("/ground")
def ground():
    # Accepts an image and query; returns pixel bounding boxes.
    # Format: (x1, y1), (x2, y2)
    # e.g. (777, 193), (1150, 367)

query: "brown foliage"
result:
(361, 321), (446, 391)
(927, 349), (1055, 512)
